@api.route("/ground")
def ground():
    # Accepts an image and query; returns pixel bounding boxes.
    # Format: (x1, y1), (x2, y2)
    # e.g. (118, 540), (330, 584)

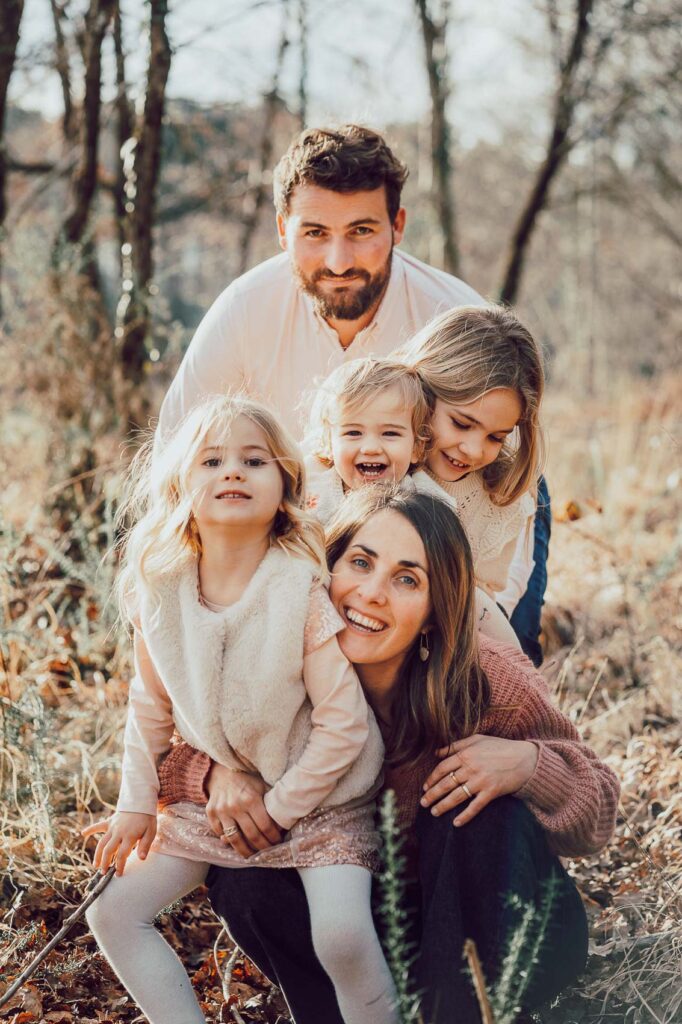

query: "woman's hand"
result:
(420, 735), (539, 826)
(205, 764), (283, 859)
(81, 812), (157, 876)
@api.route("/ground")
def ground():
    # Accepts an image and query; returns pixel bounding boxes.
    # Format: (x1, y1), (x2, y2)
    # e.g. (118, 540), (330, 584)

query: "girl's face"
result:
(188, 415), (284, 533)
(329, 384), (419, 490)
(330, 510), (431, 680)
(426, 388), (522, 482)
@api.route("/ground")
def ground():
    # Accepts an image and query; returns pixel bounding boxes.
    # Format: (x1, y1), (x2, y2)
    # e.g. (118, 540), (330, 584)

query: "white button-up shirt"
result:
(158, 247), (484, 439)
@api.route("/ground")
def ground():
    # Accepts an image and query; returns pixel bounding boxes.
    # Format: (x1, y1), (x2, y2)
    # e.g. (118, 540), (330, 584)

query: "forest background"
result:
(0, 1), (680, 1022)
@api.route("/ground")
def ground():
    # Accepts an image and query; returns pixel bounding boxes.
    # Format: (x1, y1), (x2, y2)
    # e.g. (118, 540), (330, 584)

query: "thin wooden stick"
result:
(463, 938), (497, 1024)
(0, 867), (116, 1009)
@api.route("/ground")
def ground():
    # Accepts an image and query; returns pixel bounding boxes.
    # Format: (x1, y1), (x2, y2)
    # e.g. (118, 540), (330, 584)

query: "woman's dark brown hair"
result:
(326, 486), (491, 768)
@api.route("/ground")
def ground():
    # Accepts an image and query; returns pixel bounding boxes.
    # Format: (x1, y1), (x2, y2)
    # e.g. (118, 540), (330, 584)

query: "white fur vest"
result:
(139, 546), (383, 809)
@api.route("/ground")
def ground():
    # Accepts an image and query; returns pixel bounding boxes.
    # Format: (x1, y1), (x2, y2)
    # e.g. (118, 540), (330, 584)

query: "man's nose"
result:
(324, 238), (355, 276)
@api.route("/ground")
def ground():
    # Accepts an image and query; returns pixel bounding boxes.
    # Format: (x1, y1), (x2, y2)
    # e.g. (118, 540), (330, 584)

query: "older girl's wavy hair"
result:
(116, 394), (327, 625)
(325, 486), (490, 768)
(397, 305), (545, 506)
(304, 357), (432, 470)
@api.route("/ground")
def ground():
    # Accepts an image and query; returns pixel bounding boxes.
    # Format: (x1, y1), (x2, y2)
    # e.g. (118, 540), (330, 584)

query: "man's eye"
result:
(305, 229), (324, 238)
(352, 226), (373, 236)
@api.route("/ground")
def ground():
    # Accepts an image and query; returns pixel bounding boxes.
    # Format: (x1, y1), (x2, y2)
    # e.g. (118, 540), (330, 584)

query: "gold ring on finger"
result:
(449, 770), (458, 785)
(222, 825), (240, 838)
(461, 783), (472, 799)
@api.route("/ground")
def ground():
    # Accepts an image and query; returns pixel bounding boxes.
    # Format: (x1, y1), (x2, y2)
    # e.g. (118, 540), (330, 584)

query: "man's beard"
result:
(293, 250), (393, 321)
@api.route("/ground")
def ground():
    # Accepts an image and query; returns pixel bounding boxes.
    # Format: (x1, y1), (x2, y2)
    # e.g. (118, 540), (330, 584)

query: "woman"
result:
(159, 488), (619, 1023)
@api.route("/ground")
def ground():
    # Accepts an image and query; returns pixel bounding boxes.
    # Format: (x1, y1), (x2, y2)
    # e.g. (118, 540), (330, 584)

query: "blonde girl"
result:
(397, 304), (544, 609)
(83, 395), (396, 1024)
(304, 356), (522, 649)
(303, 356), (430, 524)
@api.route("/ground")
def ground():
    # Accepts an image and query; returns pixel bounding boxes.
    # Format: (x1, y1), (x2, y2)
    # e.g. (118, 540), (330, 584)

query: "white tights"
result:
(86, 851), (398, 1024)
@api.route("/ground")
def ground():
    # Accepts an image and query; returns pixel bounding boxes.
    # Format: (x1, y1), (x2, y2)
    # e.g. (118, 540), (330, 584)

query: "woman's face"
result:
(330, 509), (431, 679)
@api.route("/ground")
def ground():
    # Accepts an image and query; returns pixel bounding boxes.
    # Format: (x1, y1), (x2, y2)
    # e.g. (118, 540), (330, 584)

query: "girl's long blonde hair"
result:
(116, 394), (327, 625)
(397, 305), (545, 506)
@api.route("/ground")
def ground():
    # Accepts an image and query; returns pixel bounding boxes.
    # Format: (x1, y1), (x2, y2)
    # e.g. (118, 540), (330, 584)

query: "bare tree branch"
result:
(0, 0), (25, 312)
(415, 0), (459, 274)
(49, 0), (76, 143)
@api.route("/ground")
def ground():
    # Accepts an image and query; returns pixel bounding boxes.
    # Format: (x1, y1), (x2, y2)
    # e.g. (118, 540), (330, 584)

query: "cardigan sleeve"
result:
(263, 635), (373, 831)
(510, 681), (620, 857)
(116, 630), (176, 816)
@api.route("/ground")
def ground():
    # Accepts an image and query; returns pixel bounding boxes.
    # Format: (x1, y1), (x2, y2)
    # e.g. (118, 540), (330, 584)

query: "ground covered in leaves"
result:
(1, 379), (680, 1023)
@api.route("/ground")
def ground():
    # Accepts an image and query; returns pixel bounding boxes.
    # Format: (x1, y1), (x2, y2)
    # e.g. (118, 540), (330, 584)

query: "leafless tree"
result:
(116, 0), (171, 403)
(415, 0), (459, 274)
(297, 0), (308, 129)
(49, 0), (76, 144)
(237, 4), (289, 275)
(0, 0), (25, 313)
(53, 0), (115, 264)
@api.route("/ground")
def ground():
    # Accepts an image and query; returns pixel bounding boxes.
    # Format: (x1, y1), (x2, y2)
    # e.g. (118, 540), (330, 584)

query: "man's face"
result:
(277, 184), (406, 321)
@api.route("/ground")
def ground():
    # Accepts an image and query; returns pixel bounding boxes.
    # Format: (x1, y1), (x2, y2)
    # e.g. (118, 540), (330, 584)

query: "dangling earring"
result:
(419, 631), (430, 662)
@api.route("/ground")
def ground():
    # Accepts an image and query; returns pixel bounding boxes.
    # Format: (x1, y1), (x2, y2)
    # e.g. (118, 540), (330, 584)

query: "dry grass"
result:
(0, 376), (680, 1022)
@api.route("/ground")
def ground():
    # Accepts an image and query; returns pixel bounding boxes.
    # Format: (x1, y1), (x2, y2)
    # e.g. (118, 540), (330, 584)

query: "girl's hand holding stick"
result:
(81, 811), (157, 875)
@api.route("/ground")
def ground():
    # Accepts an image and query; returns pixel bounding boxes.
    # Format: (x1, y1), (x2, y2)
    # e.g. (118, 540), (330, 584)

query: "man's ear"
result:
(392, 207), (407, 246)
(276, 212), (288, 251)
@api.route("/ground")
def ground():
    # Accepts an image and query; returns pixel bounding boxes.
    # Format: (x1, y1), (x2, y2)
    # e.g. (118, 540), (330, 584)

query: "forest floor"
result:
(1, 376), (680, 1024)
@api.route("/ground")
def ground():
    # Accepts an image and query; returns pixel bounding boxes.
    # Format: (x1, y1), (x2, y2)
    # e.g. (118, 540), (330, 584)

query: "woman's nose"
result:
(356, 576), (387, 605)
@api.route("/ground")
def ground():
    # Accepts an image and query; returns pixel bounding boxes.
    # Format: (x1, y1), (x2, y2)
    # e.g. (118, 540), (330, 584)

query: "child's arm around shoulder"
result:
(263, 581), (374, 831)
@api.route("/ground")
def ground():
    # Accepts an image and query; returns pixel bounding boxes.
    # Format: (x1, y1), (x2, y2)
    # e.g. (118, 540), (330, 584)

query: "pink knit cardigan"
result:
(156, 636), (619, 858)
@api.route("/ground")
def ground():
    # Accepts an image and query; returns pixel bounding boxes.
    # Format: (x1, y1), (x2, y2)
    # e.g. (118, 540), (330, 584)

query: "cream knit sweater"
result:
(125, 547), (384, 828)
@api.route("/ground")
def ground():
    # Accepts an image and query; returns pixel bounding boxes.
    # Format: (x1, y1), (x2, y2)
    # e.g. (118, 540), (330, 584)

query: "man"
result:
(158, 124), (549, 662)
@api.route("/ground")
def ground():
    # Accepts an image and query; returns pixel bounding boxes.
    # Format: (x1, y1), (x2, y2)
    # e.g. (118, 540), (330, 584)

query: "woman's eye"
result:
(490, 436), (505, 445)
(350, 557), (370, 570)
(451, 418), (469, 430)
(397, 575), (417, 587)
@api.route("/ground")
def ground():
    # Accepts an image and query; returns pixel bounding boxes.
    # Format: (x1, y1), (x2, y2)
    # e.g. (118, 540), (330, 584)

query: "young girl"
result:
(83, 395), (397, 1024)
(397, 305), (544, 612)
(304, 356), (522, 648)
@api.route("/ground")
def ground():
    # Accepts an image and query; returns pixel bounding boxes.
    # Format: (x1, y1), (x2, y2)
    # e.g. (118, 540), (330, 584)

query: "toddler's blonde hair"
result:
(305, 357), (431, 470)
(397, 305), (545, 506)
(116, 394), (327, 624)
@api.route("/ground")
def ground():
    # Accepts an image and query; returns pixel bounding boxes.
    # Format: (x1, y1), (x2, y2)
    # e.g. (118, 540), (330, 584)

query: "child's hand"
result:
(82, 812), (157, 876)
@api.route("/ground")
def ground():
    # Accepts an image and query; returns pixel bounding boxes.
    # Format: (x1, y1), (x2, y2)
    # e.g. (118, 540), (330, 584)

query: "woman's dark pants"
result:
(206, 796), (588, 1024)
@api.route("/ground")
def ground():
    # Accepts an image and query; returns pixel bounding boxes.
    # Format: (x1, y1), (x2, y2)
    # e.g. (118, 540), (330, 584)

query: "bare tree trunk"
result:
(499, 0), (594, 304)
(117, 0), (171, 406)
(415, 0), (459, 275)
(112, 0), (133, 258)
(0, 0), (25, 314)
(54, 0), (115, 259)
(237, 11), (289, 276)
(49, 0), (76, 144)
(297, 0), (308, 129)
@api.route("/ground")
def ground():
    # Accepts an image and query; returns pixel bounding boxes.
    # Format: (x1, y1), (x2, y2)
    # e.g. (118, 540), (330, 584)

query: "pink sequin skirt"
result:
(152, 799), (381, 873)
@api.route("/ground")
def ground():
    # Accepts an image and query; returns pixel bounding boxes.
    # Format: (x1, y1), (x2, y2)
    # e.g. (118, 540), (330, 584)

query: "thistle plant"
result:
(377, 788), (422, 1024)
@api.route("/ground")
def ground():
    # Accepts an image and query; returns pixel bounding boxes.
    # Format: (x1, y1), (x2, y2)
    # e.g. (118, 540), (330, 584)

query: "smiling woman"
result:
(161, 486), (620, 1024)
